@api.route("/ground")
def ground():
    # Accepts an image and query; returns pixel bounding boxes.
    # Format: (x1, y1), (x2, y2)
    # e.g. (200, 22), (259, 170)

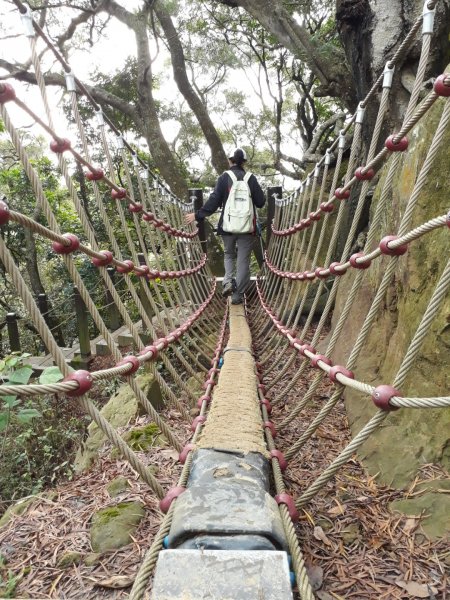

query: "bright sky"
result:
(0, 1), (300, 190)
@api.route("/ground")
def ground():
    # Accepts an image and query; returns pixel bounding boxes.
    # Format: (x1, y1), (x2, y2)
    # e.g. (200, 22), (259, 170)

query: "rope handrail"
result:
(10, 0), (188, 206)
(0, 86), (197, 239)
(255, 279), (450, 411)
(0, 279), (217, 398)
(0, 201), (206, 279)
(265, 213), (449, 280)
(270, 85), (447, 238)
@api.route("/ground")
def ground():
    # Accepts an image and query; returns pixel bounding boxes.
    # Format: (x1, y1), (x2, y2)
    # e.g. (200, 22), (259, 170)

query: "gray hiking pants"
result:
(222, 233), (254, 298)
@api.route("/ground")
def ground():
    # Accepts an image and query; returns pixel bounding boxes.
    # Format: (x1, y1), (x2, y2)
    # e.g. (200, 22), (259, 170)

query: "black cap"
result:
(228, 148), (247, 163)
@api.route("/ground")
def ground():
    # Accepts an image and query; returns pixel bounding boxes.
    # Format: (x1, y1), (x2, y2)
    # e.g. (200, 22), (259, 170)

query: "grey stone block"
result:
(95, 340), (111, 356)
(152, 549), (293, 600)
(168, 450), (288, 551)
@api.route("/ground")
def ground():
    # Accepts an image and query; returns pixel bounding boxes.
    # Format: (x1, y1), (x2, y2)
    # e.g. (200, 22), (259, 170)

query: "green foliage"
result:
(0, 354), (40, 434)
(0, 354), (86, 508)
(0, 565), (18, 599)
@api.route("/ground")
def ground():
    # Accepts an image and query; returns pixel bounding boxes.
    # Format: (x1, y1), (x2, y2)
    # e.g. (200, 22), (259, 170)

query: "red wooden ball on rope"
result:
(111, 187), (127, 200)
(159, 486), (186, 514)
(349, 252), (370, 269)
(433, 73), (450, 97)
(63, 370), (93, 397)
(0, 83), (16, 103)
(116, 259), (134, 274)
(320, 202), (334, 213)
(355, 166), (375, 181)
(379, 235), (408, 256)
(0, 200), (10, 225)
(85, 168), (104, 181)
(329, 262), (346, 276)
(334, 187), (350, 200)
(91, 250), (113, 267)
(385, 135), (408, 152)
(52, 233), (80, 255)
(50, 138), (71, 153)
(371, 384), (401, 411)
(115, 355), (140, 375)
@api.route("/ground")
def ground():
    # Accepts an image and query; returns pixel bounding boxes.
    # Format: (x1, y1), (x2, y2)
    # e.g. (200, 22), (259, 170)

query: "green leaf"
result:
(0, 359), (6, 372)
(39, 366), (63, 384)
(0, 412), (10, 432)
(8, 366), (33, 385)
(16, 408), (42, 424)
(2, 395), (19, 408)
(5, 357), (19, 368)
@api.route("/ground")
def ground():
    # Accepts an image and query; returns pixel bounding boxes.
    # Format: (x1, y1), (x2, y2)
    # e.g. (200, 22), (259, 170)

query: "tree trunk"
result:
(102, 1), (189, 199)
(154, 3), (229, 175)
(218, 0), (357, 109)
(337, 0), (450, 129)
(23, 222), (66, 347)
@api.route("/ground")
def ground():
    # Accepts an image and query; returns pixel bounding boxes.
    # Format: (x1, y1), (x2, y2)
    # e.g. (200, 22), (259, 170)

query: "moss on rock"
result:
(90, 501), (145, 553)
(0, 496), (36, 528)
(122, 423), (166, 451)
(185, 374), (204, 400)
(106, 476), (130, 498)
(57, 551), (82, 568)
(75, 372), (163, 472)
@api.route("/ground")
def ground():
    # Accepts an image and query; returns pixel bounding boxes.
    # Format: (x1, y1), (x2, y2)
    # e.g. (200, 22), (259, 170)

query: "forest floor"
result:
(0, 331), (448, 599)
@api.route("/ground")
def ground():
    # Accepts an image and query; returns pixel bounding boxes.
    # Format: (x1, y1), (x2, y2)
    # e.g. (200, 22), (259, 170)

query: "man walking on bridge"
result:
(185, 148), (265, 305)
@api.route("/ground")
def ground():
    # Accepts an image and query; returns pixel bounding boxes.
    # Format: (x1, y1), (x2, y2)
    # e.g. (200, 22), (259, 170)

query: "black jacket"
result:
(195, 165), (265, 235)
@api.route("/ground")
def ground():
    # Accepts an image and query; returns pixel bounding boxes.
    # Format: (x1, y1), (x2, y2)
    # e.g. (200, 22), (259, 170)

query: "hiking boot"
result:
(222, 281), (233, 297)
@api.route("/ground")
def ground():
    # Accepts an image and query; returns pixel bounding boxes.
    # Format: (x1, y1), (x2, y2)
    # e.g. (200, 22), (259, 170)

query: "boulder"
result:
(106, 476), (130, 498)
(74, 371), (163, 472)
(389, 479), (450, 540)
(90, 501), (145, 553)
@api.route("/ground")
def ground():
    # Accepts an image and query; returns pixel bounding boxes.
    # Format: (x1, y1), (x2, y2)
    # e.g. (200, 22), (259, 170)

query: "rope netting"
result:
(0, 0), (448, 599)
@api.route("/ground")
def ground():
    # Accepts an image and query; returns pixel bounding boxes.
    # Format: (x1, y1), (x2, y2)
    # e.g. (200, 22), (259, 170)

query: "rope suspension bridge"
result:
(0, 1), (449, 598)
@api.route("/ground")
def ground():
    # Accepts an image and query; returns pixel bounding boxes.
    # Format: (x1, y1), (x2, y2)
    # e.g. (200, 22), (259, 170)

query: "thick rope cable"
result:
(295, 258), (450, 508)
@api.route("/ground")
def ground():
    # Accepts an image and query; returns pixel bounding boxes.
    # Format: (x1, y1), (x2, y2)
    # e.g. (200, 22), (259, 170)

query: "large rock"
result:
(74, 371), (163, 472)
(330, 100), (449, 531)
(389, 480), (450, 540)
(90, 501), (145, 553)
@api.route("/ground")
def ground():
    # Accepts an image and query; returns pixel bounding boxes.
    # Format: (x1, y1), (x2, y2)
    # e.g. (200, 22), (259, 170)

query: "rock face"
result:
(390, 480), (450, 539)
(75, 371), (163, 472)
(330, 100), (449, 535)
(90, 501), (145, 553)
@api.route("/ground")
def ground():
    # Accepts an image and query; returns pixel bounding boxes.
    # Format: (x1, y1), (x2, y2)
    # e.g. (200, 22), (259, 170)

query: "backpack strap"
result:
(243, 172), (252, 183)
(226, 170), (237, 183)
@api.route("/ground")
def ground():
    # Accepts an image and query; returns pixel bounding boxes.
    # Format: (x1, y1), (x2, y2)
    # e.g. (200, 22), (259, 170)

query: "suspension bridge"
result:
(0, 0), (449, 598)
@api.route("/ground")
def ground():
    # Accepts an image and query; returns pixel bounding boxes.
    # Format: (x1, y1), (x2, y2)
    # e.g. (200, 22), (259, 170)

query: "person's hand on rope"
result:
(185, 213), (196, 225)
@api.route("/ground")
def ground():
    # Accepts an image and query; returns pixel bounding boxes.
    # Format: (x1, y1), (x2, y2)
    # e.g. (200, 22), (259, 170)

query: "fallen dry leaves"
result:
(264, 323), (449, 600)
(0, 320), (448, 599)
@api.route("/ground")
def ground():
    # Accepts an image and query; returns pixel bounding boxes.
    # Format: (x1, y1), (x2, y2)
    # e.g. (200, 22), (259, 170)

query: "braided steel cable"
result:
(295, 258), (450, 508)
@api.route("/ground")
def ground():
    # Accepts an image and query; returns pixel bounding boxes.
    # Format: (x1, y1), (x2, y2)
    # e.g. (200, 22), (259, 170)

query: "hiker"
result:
(185, 148), (265, 305)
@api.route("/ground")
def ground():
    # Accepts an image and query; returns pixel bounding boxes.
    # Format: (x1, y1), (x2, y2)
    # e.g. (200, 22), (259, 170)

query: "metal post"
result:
(6, 312), (20, 353)
(106, 267), (122, 332)
(73, 285), (91, 368)
(266, 186), (281, 248)
(137, 253), (154, 321)
(37, 293), (50, 353)
(190, 189), (207, 254)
